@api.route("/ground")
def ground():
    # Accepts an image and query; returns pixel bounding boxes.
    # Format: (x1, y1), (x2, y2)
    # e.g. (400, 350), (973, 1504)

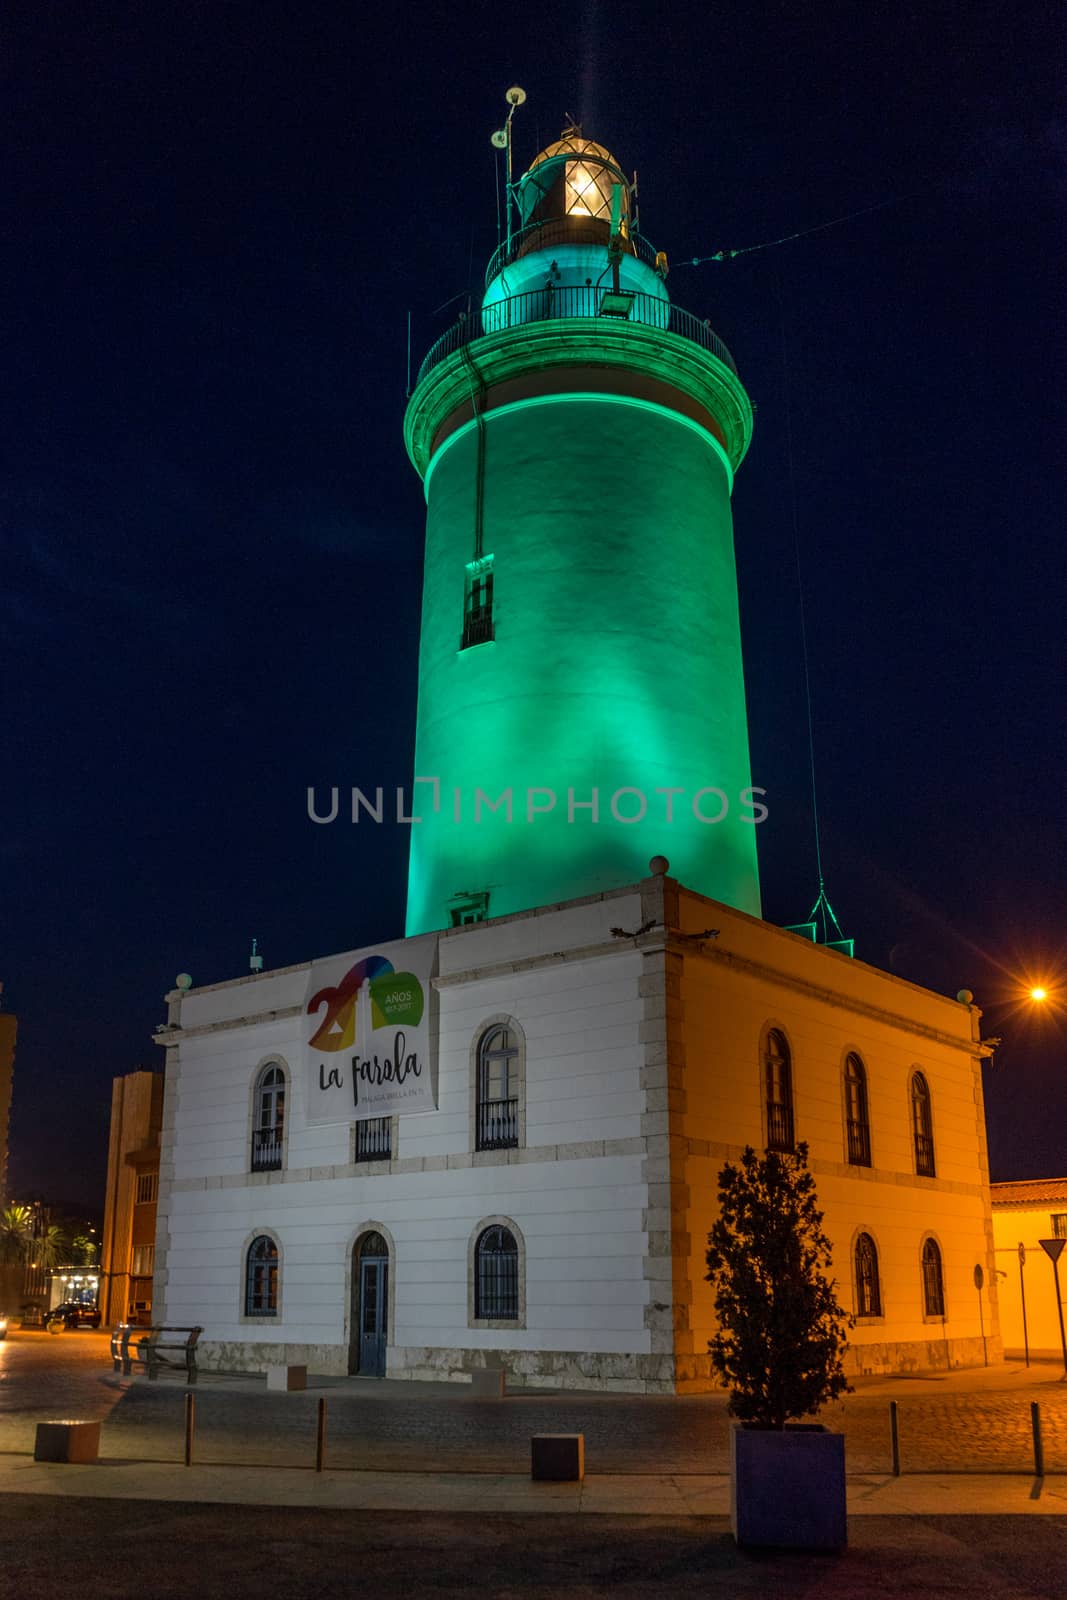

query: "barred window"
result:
(911, 1073), (935, 1177)
(764, 1029), (795, 1152)
(476, 1026), (519, 1150)
(1052, 1214), (1067, 1240)
(136, 1171), (159, 1205)
(475, 1225), (518, 1320)
(355, 1117), (391, 1162)
(245, 1235), (279, 1317)
(922, 1237), (945, 1318)
(131, 1245), (155, 1277)
(252, 1063), (286, 1172)
(844, 1054), (871, 1166)
(855, 1233), (881, 1317)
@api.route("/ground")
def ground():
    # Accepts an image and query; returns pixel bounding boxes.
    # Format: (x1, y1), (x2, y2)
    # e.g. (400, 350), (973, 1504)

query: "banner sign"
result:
(303, 935), (437, 1125)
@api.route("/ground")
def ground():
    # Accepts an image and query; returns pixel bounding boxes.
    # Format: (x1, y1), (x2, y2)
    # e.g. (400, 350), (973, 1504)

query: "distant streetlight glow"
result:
(1029, 987), (1048, 1002)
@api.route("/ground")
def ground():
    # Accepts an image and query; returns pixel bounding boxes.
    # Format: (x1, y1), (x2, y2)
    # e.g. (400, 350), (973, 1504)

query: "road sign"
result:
(1039, 1238), (1066, 1264)
(973, 1264), (984, 1289)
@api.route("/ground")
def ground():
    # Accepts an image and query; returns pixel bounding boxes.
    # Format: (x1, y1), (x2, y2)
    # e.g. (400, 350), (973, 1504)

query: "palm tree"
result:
(70, 1233), (97, 1266)
(34, 1224), (69, 1272)
(0, 1205), (33, 1264)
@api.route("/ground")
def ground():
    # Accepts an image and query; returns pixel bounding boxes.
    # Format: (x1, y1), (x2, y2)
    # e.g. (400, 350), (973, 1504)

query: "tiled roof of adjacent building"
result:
(991, 1177), (1067, 1208)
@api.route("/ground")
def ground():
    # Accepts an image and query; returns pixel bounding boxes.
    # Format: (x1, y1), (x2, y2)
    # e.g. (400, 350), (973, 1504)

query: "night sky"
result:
(4, 2), (1065, 1208)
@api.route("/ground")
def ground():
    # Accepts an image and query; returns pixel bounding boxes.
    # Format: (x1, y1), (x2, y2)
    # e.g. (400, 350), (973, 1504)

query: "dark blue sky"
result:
(3, 1), (1065, 1206)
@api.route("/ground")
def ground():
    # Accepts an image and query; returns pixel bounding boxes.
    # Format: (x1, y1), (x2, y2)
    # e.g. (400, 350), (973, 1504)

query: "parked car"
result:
(44, 1301), (101, 1330)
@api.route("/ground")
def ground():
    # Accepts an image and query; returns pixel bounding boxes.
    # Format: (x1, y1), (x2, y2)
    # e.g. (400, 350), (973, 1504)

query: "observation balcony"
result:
(485, 218), (661, 286)
(416, 284), (738, 390)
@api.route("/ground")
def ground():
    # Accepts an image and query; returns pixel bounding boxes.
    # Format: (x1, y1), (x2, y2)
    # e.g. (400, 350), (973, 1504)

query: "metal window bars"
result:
(355, 1118), (392, 1162)
(766, 1099), (795, 1152)
(847, 1117), (872, 1166)
(476, 1096), (519, 1151)
(250, 1128), (283, 1172)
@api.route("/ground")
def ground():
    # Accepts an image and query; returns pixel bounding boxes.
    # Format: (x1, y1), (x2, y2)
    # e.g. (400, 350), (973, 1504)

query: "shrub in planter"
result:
(705, 1142), (853, 1550)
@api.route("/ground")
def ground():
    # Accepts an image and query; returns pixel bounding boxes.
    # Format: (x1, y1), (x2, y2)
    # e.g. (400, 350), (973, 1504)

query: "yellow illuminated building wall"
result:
(991, 1180), (1067, 1361)
(100, 1069), (164, 1327)
(640, 876), (1001, 1387)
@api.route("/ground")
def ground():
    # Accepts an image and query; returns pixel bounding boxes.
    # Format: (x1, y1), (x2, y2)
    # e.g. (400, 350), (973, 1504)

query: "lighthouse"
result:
(404, 120), (761, 934)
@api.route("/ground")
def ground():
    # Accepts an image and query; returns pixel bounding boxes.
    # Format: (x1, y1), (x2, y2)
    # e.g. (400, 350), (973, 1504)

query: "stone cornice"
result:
(152, 1005), (302, 1047)
(404, 318), (753, 477)
(666, 935), (986, 1059)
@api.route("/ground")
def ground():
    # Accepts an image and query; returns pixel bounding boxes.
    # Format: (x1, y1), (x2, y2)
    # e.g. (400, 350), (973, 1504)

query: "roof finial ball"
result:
(176, 973), (193, 992)
(649, 856), (670, 877)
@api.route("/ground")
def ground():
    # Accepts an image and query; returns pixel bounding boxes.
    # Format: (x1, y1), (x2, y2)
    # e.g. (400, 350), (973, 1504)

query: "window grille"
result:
(476, 1026), (519, 1150)
(475, 1225), (519, 1319)
(252, 1063), (286, 1172)
(921, 1238), (945, 1318)
(1052, 1214), (1067, 1239)
(911, 1073), (936, 1177)
(355, 1117), (391, 1162)
(764, 1029), (795, 1152)
(845, 1053), (871, 1166)
(855, 1233), (881, 1317)
(136, 1171), (159, 1205)
(245, 1235), (279, 1317)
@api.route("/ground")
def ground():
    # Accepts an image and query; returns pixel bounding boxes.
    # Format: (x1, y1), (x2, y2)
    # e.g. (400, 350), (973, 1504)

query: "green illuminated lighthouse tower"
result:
(404, 113), (759, 934)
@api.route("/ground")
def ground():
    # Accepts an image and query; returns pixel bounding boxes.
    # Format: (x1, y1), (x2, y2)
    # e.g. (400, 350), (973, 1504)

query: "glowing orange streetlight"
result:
(1029, 987), (1048, 1002)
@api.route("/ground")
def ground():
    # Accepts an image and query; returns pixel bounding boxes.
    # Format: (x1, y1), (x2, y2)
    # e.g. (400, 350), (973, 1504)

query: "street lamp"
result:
(1037, 1238), (1067, 1380)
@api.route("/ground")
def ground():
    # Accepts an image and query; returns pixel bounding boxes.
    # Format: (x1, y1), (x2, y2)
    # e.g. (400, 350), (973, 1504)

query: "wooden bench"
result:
(111, 1324), (202, 1383)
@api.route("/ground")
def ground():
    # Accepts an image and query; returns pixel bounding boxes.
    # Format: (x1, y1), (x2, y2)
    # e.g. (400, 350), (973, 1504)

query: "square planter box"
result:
(731, 1423), (846, 1551)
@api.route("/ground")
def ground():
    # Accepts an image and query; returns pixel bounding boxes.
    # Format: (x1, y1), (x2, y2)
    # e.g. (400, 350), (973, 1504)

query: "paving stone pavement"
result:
(3, 1329), (1065, 1477)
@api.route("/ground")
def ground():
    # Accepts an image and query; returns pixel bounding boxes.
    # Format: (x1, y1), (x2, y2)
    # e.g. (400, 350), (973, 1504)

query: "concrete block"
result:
(266, 1364), (307, 1392)
(469, 1368), (506, 1399)
(34, 1420), (101, 1464)
(531, 1433), (585, 1481)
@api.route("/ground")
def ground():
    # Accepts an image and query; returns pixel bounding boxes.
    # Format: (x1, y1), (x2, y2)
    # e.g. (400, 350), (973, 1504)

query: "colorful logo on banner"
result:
(303, 938), (437, 1125)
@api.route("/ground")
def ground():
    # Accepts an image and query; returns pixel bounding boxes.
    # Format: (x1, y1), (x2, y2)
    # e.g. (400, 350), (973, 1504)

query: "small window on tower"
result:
(462, 557), (494, 649)
(449, 891), (490, 927)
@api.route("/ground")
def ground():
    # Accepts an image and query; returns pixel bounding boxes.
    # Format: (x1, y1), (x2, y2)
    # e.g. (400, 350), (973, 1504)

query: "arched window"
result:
(921, 1237), (945, 1317)
(764, 1028), (794, 1152)
(251, 1063), (285, 1172)
(911, 1072), (935, 1176)
(845, 1053), (871, 1166)
(474, 1225), (519, 1320)
(245, 1235), (279, 1317)
(855, 1233), (882, 1317)
(476, 1026), (520, 1150)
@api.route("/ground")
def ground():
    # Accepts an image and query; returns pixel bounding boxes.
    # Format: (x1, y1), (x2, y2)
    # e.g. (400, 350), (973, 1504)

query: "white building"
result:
(153, 871), (1000, 1391)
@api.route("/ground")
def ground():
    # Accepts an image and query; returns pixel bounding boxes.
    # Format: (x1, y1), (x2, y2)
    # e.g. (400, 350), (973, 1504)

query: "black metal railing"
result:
(461, 607), (494, 649)
(415, 285), (737, 388)
(251, 1129), (283, 1172)
(766, 1100), (795, 1152)
(914, 1132), (936, 1177)
(476, 1250), (519, 1319)
(485, 219), (660, 286)
(476, 1096), (518, 1151)
(355, 1118), (392, 1162)
(847, 1118), (871, 1166)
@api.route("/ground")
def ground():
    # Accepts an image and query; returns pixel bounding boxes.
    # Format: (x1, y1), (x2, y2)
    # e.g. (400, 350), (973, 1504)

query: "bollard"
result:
(315, 1397), (327, 1473)
(184, 1392), (195, 1467)
(1031, 1401), (1044, 1477)
(889, 1400), (901, 1476)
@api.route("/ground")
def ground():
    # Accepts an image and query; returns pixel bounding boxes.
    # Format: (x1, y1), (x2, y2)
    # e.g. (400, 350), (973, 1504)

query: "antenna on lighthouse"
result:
(249, 938), (263, 974)
(490, 85), (527, 260)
